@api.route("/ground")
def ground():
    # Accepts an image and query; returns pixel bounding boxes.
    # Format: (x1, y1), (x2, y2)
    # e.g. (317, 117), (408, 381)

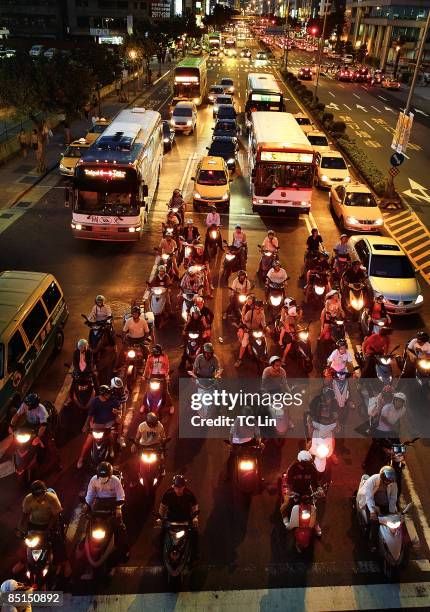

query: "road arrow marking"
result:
(371, 106), (381, 113)
(356, 104), (368, 112)
(327, 102), (340, 110)
(403, 179), (430, 203)
(384, 106), (395, 113)
(414, 108), (429, 117)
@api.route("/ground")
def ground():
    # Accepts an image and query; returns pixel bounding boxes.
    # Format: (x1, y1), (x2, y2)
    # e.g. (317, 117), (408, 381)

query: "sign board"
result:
(390, 152), (405, 167)
(90, 28), (110, 36)
(151, 1), (171, 17)
(391, 111), (414, 154)
(389, 166), (400, 177)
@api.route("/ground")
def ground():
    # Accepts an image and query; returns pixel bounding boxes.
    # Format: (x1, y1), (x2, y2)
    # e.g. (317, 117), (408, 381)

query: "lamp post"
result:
(393, 44), (401, 79)
(283, 0), (291, 70)
(129, 49), (137, 95)
(313, 7), (328, 101)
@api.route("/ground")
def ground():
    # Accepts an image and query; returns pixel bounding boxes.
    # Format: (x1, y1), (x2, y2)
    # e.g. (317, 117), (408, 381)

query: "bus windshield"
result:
(76, 191), (138, 215)
(255, 163), (313, 196)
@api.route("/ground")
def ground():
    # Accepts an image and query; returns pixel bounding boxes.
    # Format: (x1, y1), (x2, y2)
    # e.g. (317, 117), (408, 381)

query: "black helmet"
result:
(146, 412), (158, 427)
(336, 339), (347, 348)
(417, 331), (429, 343)
(25, 393), (40, 409)
(97, 461), (113, 479)
(31, 480), (47, 497)
(131, 306), (141, 315)
(172, 474), (186, 487)
(99, 385), (111, 397)
(379, 465), (396, 484)
(152, 344), (162, 356)
(254, 299), (264, 308)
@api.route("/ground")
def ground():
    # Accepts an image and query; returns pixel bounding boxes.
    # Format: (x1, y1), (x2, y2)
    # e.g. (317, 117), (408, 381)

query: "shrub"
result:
(336, 136), (386, 193)
(330, 120), (346, 136)
(322, 112), (334, 125)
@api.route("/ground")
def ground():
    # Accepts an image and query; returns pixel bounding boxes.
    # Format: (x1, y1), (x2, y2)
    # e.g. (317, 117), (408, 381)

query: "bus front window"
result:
(77, 191), (137, 215)
(255, 164), (313, 196)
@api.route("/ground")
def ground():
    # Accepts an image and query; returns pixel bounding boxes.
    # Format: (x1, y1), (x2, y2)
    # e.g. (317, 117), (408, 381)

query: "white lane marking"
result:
(353, 93), (360, 99)
(356, 104), (368, 112)
(415, 108), (429, 117)
(363, 120), (375, 131)
(378, 95), (388, 101)
(153, 69), (172, 86)
(65, 504), (85, 544)
(371, 105), (381, 113)
(59, 583), (430, 611)
(384, 106), (395, 113)
(343, 104), (352, 110)
(0, 460), (14, 479)
(328, 91), (335, 98)
(403, 466), (430, 553)
(338, 84), (345, 89)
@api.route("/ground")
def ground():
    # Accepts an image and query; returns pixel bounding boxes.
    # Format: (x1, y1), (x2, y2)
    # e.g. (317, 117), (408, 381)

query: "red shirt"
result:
(144, 354), (170, 377)
(362, 333), (389, 356)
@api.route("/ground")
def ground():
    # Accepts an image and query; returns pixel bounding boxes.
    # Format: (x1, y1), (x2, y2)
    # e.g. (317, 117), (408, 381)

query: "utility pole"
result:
(283, 0), (291, 70)
(404, 10), (430, 115)
(314, 0), (330, 99)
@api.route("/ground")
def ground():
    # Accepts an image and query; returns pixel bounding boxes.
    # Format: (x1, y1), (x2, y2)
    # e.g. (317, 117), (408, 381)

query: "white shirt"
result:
(206, 212), (220, 227)
(408, 338), (430, 357)
(327, 349), (352, 372)
(262, 236), (279, 252)
(267, 268), (287, 284)
(88, 303), (112, 322)
(85, 475), (125, 506)
(123, 316), (149, 338)
(377, 402), (405, 432)
(231, 277), (251, 293)
(16, 402), (48, 425)
(232, 231), (246, 248)
(357, 473), (398, 514)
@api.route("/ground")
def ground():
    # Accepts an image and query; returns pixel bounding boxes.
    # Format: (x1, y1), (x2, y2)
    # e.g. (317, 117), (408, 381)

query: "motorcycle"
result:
(69, 370), (95, 412)
(180, 331), (203, 370)
(308, 419), (337, 485)
(363, 438), (418, 496)
(90, 426), (116, 466)
(355, 475), (415, 577)
(248, 329), (268, 373)
(124, 339), (150, 391)
(156, 510), (199, 584)
(342, 281), (366, 321)
(280, 479), (325, 553)
(206, 225), (222, 260)
(181, 291), (198, 322)
(150, 286), (168, 327)
(13, 427), (39, 483)
(178, 239), (199, 269)
(141, 377), (166, 417)
(166, 204), (184, 226)
(221, 244), (242, 283)
(293, 325), (313, 374)
(266, 281), (285, 322)
(136, 440), (169, 495)
(360, 308), (390, 337)
(318, 315), (345, 366)
(415, 353), (430, 393)
(331, 250), (350, 287)
(225, 440), (263, 494)
(307, 271), (329, 305)
(188, 373), (221, 418)
(158, 250), (175, 279)
(228, 287), (250, 321)
(81, 314), (114, 360)
(23, 527), (54, 589)
(258, 246), (278, 279)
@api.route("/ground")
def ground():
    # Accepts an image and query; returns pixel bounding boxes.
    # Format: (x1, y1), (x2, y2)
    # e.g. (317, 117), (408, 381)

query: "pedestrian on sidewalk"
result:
(30, 129), (39, 152)
(83, 101), (91, 121)
(41, 119), (52, 145)
(35, 134), (46, 174)
(18, 129), (29, 158)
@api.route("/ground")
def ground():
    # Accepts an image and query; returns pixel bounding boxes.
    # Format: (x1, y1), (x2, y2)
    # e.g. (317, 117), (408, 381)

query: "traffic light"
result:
(311, 26), (318, 35)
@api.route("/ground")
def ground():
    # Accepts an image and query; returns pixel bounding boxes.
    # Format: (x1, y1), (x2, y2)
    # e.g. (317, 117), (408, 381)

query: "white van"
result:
(29, 45), (44, 57)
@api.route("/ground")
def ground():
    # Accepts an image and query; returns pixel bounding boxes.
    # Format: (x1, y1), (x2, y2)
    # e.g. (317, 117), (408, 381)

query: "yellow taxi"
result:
(85, 117), (111, 144)
(59, 138), (90, 176)
(192, 156), (231, 211)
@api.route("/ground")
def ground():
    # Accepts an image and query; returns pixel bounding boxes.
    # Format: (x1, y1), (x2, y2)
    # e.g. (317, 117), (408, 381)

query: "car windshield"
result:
(174, 107), (192, 117)
(64, 146), (85, 158)
(197, 169), (227, 185)
(218, 106), (236, 118)
(308, 135), (328, 147)
(210, 143), (234, 156)
(257, 53), (266, 58)
(216, 96), (232, 104)
(255, 163), (314, 196)
(215, 121), (236, 132)
(221, 79), (233, 86)
(295, 117), (311, 125)
(345, 192), (377, 207)
(210, 87), (223, 94)
(370, 255), (415, 279)
(321, 156), (347, 169)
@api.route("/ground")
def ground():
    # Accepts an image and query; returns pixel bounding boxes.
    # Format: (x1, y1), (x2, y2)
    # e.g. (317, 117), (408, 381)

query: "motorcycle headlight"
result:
(149, 380), (161, 391)
(225, 253), (235, 261)
(170, 119), (175, 126)
(386, 520), (401, 529)
(418, 359), (430, 370)
(264, 251), (272, 257)
(42, 567), (49, 576)
(214, 106), (219, 112)
(316, 443), (329, 458)
(175, 529), (185, 539)
(238, 294), (247, 303)
(193, 192), (201, 199)
(161, 253), (170, 261)
(239, 459), (255, 471)
(253, 331), (263, 338)
(92, 431), (104, 440)
(141, 452), (157, 463)
(336, 320), (344, 325)
(315, 285), (325, 295)
(298, 331), (309, 341)
(380, 357), (391, 365)
(127, 349), (136, 359)
(92, 528), (106, 540)
(25, 536), (40, 548)
(210, 230), (218, 239)
(222, 193), (229, 200)
(16, 433), (31, 444)
(415, 294), (424, 305)
(301, 509), (311, 520)
(189, 333), (199, 339)
(153, 287), (163, 295)
(270, 295), (283, 306)
(351, 297), (364, 310)
(163, 138), (169, 143)
(346, 216), (359, 225)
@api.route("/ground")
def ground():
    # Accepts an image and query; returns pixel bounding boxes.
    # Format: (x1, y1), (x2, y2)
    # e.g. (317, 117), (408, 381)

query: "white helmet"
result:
(110, 377), (124, 389)
(326, 290), (338, 299)
(1, 580), (19, 593)
(297, 450), (312, 462)
(269, 355), (281, 365)
(393, 392), (407, 403)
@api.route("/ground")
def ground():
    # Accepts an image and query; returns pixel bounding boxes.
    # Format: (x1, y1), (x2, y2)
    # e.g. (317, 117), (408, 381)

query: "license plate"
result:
(278, 208), (286, 213)
(396, 307), (406, 314)
(78, 385), (89, 391)
(362, 226), (371, 231)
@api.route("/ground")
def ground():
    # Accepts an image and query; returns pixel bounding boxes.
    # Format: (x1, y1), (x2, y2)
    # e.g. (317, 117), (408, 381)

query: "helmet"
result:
(268, 230), (275, 236)
(77, 338), (88, 350)
(393, 392), (407, 403)
(379, 465), (396, 484)
(297, 450), (312, 462)
(203, 342), (214, 353)
(190, 306), (200, 315)
(326, 290), (339, 299)
(152, 344), (162, 356)
(381, 385), (394, 397)
(146, 412), (158, 427)
(195, 243), (204, 251)
(97, 461), (113, 479)
(95, 295), (105, 303)
(110, 377), (123, 389)
(24, 393), (40, 409)
(284, 297), (294, 307)
(158, 265), (166, 273)
(31, 480), (47, 497)
(99, 385), (111, 397)
(188, 266), (196, 275)
(235, 224), (241, 229)
(336, 339), (347, 348)
(322, 386), (335, 401)
(238, 270), (247, 277)
(131, 306), (141, 315)
(376, 294), (384, 302)
(187, 218), (194, 225)
(269, 355), (281, 365)
(1, 580), (19, 594)
(172, 474), (186, 487)
(417, 331), (429, 343)
(340, 233), (348, 239)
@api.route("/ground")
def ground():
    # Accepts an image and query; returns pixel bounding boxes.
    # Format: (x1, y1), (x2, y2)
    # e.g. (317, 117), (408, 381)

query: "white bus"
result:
(70, 108), (163, 241)
(245, 73), (284, 122)
(248, 111), (316, 213)
(173, 57), (208, 106)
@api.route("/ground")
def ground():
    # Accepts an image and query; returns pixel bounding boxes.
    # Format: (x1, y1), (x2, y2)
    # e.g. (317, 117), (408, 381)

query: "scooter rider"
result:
(333, 234), (353, 258)
(235, 300), (270, 368)
(279, 299), (301, 364)
(143, 344), (174, 414)
(179, 218), (200, 244)
(1, 579), (32, 612)
(168, 188), (185, 223)
(361, 327), (392, 378)
(193, 342), (221, 379)
(193, 295), (213, 339)
(132, 412), (167, 474)
(356, 465), (398, 551)
(88, 295), (112, 323)
(111, 377), (128, 448)
(159, 475), (199, 526)
(223, 270), (251, 320)
(281, 450), (322, 536)
(261, 230), (279, 253)
(205, 206), (223, 251)
(115, 306), (150, 370)
(341, 260), (368, 304)
(266, 260), (288, 298)
(305, 251), (330, 299)
(148, 265), (173, 313)
(189, 243), (213, 298)
(306, 228), (324, 255)
(67, 339), (98, 402)
(77, 385), (120, 469)
(232, 225), (247, 269)
(180, 265), (205, 296)
(84, 462), (129, 560)
(158, 234), (180, 278)
(262, 356), (288, 392)
(406, 331), (430, 361)
(320, 290), (345, 337)
(9, 394), (50, 459)
(307, 386), (339, 463)
(367, 294), (391, 333)
(327, 339), (353, 373)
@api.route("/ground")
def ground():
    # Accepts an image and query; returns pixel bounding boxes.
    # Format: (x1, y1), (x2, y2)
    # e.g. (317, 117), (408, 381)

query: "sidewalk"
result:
(0, 60), (174, 210)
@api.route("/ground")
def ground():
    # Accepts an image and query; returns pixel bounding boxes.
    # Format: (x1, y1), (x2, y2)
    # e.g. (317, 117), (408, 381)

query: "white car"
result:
(294, 113), (315, 134)
(329, 183), (384, 232)
(307, 130), (331, 153)
(315, 151), (351, 189)
(171, 101), (197, 135)
(343, 54), (354, 65)
(220, 77), (235, 94)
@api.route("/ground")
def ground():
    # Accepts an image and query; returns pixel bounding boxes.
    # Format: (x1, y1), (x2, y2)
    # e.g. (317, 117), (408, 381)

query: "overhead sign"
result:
(391, 111), (414, 153)
(390, 152), (405, 167)
(90, 28), (110, 36)
(151, 1), (171, 18)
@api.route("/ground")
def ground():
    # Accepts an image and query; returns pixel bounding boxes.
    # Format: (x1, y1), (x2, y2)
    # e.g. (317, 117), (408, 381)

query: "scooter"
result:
(13, 427), (39, 483)
(81, 314), (114, 360)
(228, 287), (250, 320)
(363, 438), (418, 496)
(292, 325), (313, 374)
(280, 479), (325, 553)
(248, 329), (268, 373)
(266, 281), (285, 322)
(23, 527), (54, 589)
(355, 475), (415, 577)
(156, 510), (199, 584)
(318, 315), (345, 366)
(206, 225), (222, 260)
(258, 246), (279, 279)
(141, 378), (166, 417)
(331, 250), (350, 287)
(308, 419), (337, 485)
(221, 244), (242, 283)
(415, 353), (430, 394)
(181, 291), (198, 322)
(307, 271), (329, 305)
(90, 426), (116, 466)
(225, 440), (263, 494)
(136, 440), (169, 495)
(69, 371), (95, 411)
(342, 281), (366, 321)
(180, 331), (203, 369)
(150, 286), (168, 327)
(360, 308), (390, 337)
(124, 339), (150, 391)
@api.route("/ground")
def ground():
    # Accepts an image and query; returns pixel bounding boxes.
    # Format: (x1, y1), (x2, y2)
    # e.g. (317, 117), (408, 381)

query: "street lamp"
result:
(393, 44), (401, 79)
(128, 49), (138, 95)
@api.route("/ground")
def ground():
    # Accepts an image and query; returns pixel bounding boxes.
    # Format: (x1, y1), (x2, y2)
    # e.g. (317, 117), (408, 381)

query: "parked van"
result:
(0, 271), (68, 430)
(29, 45), (45, 58)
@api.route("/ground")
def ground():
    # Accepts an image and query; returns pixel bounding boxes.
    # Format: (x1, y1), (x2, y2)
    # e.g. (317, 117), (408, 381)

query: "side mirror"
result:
(64, 187), (70, 208)
(191, 177), (195, 181)
(142, 184), (149, 197)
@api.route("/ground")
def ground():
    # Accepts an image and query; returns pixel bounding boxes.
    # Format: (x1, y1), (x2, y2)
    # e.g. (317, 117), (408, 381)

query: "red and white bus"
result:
(248, 111), (316, 213)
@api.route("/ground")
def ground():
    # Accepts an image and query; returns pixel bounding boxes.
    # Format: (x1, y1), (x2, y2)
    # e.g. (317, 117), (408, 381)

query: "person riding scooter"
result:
(132, 412), (167, 475)
(361, 327), (392, 378)
(223, 270), (252, 320)
(235, 300), (270, 368)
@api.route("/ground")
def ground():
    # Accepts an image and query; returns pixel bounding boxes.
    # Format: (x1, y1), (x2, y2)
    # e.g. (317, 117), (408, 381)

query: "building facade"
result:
(345, 0), (430, 70)
(0, 0), (68, 39)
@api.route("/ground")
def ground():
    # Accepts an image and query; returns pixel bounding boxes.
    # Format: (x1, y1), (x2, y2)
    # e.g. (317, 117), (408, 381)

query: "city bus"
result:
(208, 32), (222, 49)
(248, 111), (316, 214)
(223, 37), (237, 57)
(173, 57), (208, 106)
(245, 73), (284, 123)
(69, 108), (163, 241)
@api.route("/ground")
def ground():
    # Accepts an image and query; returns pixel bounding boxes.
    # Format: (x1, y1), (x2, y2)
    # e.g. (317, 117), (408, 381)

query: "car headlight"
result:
(374, 218), (384, 226)
(415, 294), (424, 305)
(170, 119), (175, 126)
(186, 120), (192, 126)
(344, 176), (351, 182)
(214, 106), (219, 112)
(346, 216), (359, 225)
(321, 175), (329, 182)
(163, 138), (169, 143)
(193, 192), (201, 199)
(222, 193), (229, 200)
(227, 158), (235, 165)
